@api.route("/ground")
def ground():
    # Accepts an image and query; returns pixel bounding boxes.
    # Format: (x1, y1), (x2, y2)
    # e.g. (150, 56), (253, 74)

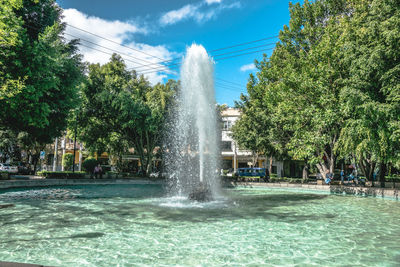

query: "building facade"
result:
(220, 108), (284, 177)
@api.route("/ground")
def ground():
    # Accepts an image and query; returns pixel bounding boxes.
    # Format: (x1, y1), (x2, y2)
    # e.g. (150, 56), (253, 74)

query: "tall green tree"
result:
(237, 0), (350, 179)
(0, 0), (84, 166)
(79, 54), (176, 175)
(232, 74), (279, 175)
(0, 0), (24, 99)
(337, 0), (400, 187)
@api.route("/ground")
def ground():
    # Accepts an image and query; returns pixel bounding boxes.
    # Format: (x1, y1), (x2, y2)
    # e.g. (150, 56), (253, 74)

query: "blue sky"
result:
(57, 0), (299, 106)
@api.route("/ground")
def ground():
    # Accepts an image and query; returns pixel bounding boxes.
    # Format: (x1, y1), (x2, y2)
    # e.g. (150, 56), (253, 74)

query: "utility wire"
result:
(64, 33), (165, 69)
(138, 47), (273, 75)
(24, 21), (162, 71)
(66, 23), (167, 61)
(215, 47), (273, 61)
(209, 36), (278, 53)
(24, 19), (274, 79)
(215, 82), (243, 91)
(131, 36), (279, 71)
(135, 42), (276, 73)
(215, 78), (244, 88)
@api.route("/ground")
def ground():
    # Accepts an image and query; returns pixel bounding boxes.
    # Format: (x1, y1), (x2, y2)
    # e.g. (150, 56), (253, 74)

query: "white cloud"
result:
(62, 9), (177, 84)
(240, 63), (256, 72)
(159, 4), (200, 26)
(159, 1), (240, 26)
(205, 0), (223, 4)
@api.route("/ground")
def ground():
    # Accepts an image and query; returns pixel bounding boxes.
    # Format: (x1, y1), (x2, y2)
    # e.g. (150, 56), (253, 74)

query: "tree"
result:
(0, 128), (20, 163)
(79, 54), (177, 175)
(62, 153), (74, 171)
(236, 0), (350, 179)
(0, 0), (84, 172)
(231, 74), (279, 175)
(0, 0), (84, 145)
(337, 0), (400, 187)
(0, 0), (24, 100)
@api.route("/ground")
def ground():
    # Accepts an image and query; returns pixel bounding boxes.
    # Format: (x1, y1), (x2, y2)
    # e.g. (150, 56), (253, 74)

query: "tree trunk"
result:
(252, 152), (259, 167)
(145, 150), (153, 175)
(379, 162), (386, 188)
(316, 162), (329, 179)
(359, 158), (375, 182)
(302, 164), (309, 180)
(269, 156), (273, 177)
(330, 154), (335, 174)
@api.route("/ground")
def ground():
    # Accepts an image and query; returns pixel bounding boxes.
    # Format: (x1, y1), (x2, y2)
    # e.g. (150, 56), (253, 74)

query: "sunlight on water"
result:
(0, 184), (399, 266)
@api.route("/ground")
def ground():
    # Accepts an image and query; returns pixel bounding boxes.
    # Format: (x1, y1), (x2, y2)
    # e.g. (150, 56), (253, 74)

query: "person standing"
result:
(340, 169), (345, 184)
(94, 164), (102, 179)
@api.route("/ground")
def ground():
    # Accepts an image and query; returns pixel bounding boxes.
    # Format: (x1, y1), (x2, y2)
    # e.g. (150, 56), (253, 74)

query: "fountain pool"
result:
(0, 184), (399, 266)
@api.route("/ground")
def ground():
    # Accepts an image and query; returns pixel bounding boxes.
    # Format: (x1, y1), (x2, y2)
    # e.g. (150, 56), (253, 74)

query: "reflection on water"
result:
(0, 185), (399, 267)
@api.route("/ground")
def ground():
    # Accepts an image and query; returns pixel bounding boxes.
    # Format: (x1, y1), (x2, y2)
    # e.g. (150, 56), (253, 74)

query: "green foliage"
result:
(336, 0), (400, 182)
(82, 157), (98, 173)
(0, 0), (84, 146)
(234, 0), (399, 185)
(78, 55), (177, 175)
(62, 153), (74, 171)
(269, 177), (308, 184)
(37, 171), (85, 179)
(0, 128), (19, 162)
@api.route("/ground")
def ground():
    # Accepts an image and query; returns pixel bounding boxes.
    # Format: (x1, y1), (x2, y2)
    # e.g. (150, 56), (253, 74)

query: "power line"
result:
(212, 42), (275, 58)
(66, 23), (167, 61)
(215, 47), (273, 61)
(131, 36), (278, 71)
(72, 42), (143, 66)
(209, 36), (278, 53)
(24, 21), (164, 71)
(64, 33), (165, 69)
(135, 42), (275, 73)
(215, 78), (244, 88)
(25, 18), (274, 79)
(136, 44), (274, 75)
(215, 81), (243, 91)
(138, 47), (273, 75)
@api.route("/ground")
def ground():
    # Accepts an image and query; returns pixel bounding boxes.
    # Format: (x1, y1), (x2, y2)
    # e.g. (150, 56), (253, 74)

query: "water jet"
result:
(165, 44), (220, 201)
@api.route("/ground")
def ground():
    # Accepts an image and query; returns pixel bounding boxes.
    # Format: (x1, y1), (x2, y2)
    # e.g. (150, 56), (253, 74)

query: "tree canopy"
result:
(79, 54), (177, 175)
(232, 0), (400, 185)
(0, 0), (84, 143)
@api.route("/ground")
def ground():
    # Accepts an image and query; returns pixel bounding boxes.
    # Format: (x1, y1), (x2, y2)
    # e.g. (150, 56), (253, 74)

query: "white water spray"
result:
(165, 44), (221, 200)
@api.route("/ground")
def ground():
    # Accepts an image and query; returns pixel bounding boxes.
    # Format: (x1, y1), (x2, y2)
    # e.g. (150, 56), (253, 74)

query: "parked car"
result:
(234, 167), (269, 182)
(16, 162), (32, 175)
(0, 163), (18, 173)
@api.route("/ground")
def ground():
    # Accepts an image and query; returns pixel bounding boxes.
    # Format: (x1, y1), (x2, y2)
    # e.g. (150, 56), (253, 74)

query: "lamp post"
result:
(72, 110), (78, 173)
(52, 137), (58, 171)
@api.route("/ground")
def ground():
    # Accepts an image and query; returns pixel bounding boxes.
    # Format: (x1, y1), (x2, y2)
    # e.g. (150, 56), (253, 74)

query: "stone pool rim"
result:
(0, 178), (398, 200)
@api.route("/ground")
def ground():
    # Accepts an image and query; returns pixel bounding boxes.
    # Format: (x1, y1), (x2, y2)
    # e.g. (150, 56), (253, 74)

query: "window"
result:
(222, 160), (232, 170)
(221, 141), (232, 151)
(223, 120), (232, 130)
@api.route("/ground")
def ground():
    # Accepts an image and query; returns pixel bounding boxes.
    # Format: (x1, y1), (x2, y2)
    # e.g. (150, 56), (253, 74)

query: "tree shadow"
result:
(148, 193), (332, 223)
(0, 232), (105, 244)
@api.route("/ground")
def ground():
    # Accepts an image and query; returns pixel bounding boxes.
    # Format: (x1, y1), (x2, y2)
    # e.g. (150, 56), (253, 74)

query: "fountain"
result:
(165, 44), (221, 201)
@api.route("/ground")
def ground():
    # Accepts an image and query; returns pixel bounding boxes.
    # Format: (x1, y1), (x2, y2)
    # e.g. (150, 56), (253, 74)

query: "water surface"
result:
(0, 185), (399, 266)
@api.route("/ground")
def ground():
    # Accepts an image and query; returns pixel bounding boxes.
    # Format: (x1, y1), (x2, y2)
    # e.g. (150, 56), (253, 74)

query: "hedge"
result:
(37, 171), (86, 179)
(0, 171), (10, 179)
(269, 177), (309, 184)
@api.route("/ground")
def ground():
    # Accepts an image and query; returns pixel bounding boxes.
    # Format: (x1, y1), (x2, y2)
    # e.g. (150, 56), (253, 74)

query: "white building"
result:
(220, 108), (284, 177)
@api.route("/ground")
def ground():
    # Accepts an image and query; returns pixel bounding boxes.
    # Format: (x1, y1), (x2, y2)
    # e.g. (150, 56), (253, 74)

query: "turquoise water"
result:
(0, 184), (399, 266)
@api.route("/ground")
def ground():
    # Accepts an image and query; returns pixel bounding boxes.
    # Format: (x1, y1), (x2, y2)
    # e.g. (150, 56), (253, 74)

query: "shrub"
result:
(82, 158), (98, 173)
(0, 171), (10, 179)
(62, 153), (74, 171)
(37, 171), (85, 179)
